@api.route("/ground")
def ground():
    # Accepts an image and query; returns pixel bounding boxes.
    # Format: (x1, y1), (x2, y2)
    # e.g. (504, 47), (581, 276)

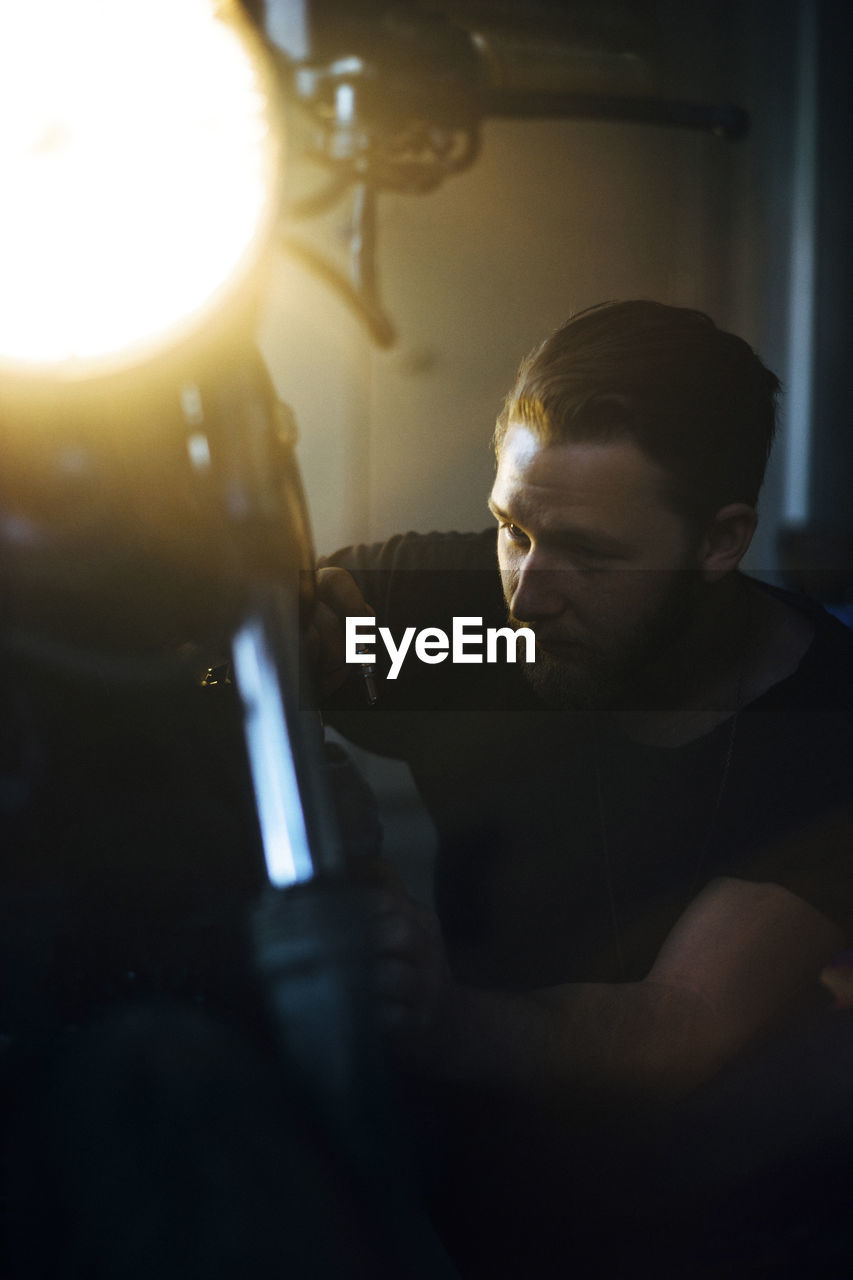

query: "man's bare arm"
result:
(377, 876), (845, 1104)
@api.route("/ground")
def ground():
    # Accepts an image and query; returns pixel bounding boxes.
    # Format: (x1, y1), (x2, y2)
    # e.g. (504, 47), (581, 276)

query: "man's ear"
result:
(698, 503), (758, 582)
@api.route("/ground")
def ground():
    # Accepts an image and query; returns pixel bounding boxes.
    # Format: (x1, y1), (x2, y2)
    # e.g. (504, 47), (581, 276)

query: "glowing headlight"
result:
(0, 0), (281, 377)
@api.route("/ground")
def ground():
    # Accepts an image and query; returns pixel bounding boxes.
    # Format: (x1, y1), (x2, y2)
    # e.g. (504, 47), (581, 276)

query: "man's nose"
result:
(509, 560), (573, 623)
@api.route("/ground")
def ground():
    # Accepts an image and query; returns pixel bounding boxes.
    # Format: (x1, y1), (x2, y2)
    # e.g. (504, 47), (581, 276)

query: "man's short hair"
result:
(494, 300), (781, 528)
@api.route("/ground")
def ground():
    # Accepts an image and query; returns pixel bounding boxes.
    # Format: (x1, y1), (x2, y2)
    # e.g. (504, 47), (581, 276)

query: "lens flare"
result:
(0, 0), (280, 376)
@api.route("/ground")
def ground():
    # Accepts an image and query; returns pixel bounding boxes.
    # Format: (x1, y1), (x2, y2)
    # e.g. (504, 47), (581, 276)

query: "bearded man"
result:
(315, 301), (853, 1273)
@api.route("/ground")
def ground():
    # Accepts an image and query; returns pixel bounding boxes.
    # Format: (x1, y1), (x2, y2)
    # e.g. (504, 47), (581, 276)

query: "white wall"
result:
(262, 116), (768, 555)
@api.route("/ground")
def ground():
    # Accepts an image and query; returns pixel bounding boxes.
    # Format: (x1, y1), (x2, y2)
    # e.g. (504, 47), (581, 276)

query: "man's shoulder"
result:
(750, 578), (853, 712)
(319, 529), (503, 629)
(319, 528), (497, 576)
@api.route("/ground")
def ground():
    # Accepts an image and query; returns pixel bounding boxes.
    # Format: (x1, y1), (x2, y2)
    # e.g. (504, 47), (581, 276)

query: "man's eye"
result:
(502, 523), (529, 545)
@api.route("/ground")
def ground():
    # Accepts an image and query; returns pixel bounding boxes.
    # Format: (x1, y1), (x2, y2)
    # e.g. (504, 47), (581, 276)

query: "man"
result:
(315, 301), (853, 1271)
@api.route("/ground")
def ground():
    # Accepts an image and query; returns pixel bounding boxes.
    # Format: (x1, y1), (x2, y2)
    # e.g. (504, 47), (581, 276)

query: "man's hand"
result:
(354, 859), (451, 1052)
(308, 567), (374, 699)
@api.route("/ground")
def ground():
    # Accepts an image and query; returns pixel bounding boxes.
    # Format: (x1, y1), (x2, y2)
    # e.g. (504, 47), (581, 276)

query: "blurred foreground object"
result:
(0, 0), (337, 886)
(0, 5), (458, 1271)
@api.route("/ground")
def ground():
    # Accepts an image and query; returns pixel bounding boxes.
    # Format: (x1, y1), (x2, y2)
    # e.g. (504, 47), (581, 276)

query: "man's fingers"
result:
(374, 957), (420, 1004)
(311, 600), (349, 672)
(307, 568), (374, 697)
(315, 567), (374, 620)
(376, 998), (419, 1034)
(357, 878), (451, 1042)
(370, 908), (424, 958)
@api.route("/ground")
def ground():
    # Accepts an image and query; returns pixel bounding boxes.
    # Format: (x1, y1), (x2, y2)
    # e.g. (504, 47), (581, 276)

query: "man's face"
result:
(489, 423), (702, 710)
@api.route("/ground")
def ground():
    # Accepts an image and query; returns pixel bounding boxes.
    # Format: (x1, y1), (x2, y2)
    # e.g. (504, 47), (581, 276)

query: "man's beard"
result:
(511, 570), (703, 713)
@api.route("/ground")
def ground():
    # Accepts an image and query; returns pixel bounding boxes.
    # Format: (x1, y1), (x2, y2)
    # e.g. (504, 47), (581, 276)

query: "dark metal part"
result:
(280, 233), (397, 347)
(480, 90), (749, 137)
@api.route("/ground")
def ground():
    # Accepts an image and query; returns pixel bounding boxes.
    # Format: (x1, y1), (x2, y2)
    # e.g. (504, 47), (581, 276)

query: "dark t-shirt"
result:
(322, 530), (853, 988)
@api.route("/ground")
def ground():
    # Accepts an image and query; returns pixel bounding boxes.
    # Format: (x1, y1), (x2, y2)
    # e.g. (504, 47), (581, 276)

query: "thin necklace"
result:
(593, 592), (749, 976)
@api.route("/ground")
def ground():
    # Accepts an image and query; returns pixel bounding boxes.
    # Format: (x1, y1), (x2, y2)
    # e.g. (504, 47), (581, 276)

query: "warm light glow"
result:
(0, 0), (280, 376)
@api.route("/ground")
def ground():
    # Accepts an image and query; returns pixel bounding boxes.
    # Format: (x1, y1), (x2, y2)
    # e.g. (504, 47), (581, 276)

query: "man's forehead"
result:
(491, 423), (670, 519)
